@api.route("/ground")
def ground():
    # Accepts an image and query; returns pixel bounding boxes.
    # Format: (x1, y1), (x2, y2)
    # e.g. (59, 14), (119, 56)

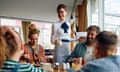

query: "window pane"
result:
(104, 0), (120, 39)
(104, 0), (120, 55)
(31, 21), (54, 49)
(0, 18), (24, 42)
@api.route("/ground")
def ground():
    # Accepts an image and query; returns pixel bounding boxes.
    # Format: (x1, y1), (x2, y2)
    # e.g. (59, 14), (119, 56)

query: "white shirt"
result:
(52, 21), (71, 42)
(51, 21), (71, 63)
(84, 46), (94, 62)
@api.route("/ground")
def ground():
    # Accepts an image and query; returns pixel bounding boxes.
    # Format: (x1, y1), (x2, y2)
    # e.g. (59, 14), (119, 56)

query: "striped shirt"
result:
(0, 60), (44, 72)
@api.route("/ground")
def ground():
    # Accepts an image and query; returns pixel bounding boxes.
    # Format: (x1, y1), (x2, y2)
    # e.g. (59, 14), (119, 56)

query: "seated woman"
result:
(0, 26), (44, 72)
(21, 28), (46, 65)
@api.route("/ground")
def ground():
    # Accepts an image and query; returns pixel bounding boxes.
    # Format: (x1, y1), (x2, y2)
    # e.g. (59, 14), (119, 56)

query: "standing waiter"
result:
(51, 4), (72, 63)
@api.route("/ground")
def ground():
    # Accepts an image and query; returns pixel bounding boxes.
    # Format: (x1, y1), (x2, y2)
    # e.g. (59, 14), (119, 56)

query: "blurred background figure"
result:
(66, 25), (100, 65)
(21, 24), (46, 66)
(0, 26), (43, 72)
(28, 24), (37, 30)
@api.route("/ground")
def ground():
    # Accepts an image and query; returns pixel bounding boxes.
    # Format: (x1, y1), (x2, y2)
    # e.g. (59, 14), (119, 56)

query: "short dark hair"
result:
(96, 31), (118, 51)
(57, 4), (67, 12)
(87, 25), (100, 33)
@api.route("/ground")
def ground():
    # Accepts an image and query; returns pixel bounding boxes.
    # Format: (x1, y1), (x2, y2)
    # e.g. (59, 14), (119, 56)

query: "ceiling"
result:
(0, 0), (83, 23)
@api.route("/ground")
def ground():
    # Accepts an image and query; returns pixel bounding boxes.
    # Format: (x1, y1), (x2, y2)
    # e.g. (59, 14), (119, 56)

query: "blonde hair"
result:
(28, 24), (37, 31)
(28, 24), (40, 39)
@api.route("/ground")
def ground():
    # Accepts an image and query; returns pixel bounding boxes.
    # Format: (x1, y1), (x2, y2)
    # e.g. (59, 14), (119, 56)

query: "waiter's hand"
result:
(54, 40), (62, 46)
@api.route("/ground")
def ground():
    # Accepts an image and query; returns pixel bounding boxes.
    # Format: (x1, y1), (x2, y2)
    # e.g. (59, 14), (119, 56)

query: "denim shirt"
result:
(78, 55), (120, 72)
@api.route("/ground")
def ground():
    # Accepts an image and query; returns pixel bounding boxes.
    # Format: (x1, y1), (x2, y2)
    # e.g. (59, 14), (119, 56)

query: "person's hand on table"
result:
(23, 54), (30, 60)
(54, 40), (62, 46)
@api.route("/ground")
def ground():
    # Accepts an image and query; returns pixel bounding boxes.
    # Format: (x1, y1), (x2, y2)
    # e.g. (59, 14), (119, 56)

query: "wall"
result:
(0, 0), (73, 22)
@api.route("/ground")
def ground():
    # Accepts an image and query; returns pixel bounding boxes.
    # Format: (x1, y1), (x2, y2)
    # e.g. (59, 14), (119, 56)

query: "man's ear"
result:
(112, 47), (117, 55)
(115, 47), (117, 53)
(107, 46), (117, 56)
(94, 46), (100, 59)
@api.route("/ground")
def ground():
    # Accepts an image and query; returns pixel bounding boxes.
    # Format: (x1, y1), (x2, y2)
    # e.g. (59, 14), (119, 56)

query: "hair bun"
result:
(28, 24), (37, 31)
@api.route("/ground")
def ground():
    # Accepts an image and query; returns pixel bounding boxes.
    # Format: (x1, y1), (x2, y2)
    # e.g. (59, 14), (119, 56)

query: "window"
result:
(88, 0), (120, 39)
(104, 0), (120, 39)
(31, 21), (54, 49)
(88, 0), (99, 26)
(104, 0), (120, 55)
(88, 0), (120, 55)
(0, 18), (24, 42)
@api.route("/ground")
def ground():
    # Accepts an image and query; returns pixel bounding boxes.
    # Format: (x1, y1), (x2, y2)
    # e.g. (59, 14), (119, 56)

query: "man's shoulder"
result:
(73, 42), (86, 51)
(88, 56), (120, 65)
(82, 56), (120, 72)
(92, 55), (120, 63)
(76, 41), (86, 47)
